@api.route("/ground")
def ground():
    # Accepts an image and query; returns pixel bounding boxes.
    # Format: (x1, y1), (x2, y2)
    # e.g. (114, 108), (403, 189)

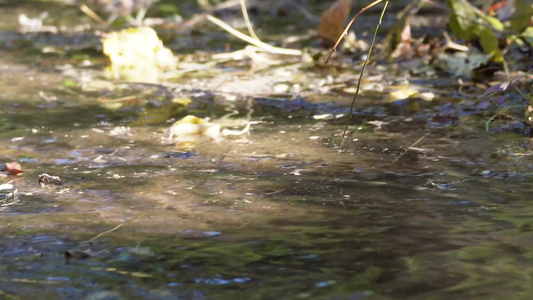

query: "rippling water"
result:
(1, 3), (533, 299)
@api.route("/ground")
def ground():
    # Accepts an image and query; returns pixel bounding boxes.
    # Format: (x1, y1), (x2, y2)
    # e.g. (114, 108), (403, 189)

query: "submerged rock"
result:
(0, 183), (18, 204)
(38, 173), (63, 188)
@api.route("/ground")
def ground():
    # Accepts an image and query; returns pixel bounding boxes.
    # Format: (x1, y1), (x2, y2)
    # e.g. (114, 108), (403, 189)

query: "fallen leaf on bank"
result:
(2, 162), (23, 175)
(318, 0), (351, 44)
(391, 20), (412, 57)
(102, 27), (177, 82)
(478, 81), (512, 101)
(384, 0), (425, 58)
(435, 51), (492, 77)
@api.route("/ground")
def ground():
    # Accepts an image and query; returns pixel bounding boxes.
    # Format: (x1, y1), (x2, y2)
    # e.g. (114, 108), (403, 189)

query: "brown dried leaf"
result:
(2, 162), (22, 175)
(318, 0), (352, 43)
(384, 0), (425, 57)
(478, 81), (512, 100)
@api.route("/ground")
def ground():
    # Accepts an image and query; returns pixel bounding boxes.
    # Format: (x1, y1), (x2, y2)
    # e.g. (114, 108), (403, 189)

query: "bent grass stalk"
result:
(326, 0), (434, 163)
(325, 0), (384, 63)
(206, 15), (302, 56)
(336, 0), (389, 149)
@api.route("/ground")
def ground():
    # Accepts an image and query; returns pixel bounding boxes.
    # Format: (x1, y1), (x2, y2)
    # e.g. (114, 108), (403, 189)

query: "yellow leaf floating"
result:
(162, 115), (251, 149)
(419, 92), (435, 101)
(172, 98), (192, 106)
(102, 27), (177, 82)
(385, 88), (419, 103)
(163, 115), (222, 147)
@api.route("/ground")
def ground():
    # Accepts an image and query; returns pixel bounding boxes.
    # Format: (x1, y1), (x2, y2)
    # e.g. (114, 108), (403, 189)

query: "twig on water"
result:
(390, 132), (430, 165)
(88, 224), (123, 243)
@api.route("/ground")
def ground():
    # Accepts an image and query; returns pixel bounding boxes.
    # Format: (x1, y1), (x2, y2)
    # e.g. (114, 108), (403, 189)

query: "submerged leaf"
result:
(130, 103), (188, 126)
(65, 250), (91, 261)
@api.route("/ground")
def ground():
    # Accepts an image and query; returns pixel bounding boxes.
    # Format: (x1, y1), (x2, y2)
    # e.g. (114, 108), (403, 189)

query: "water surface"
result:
(1, 2), (533, 300)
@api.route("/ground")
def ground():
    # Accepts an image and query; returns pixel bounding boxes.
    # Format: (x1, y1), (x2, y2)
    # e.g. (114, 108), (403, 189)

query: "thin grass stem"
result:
(340, 0), (389, 150)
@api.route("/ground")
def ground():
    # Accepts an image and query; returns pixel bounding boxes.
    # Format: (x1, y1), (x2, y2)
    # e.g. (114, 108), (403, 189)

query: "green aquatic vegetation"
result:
(447, 0), (504, 62)
(442, 250), (533, 297)
(447, 0), (533, 62)
(129, 102), (189, 126)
